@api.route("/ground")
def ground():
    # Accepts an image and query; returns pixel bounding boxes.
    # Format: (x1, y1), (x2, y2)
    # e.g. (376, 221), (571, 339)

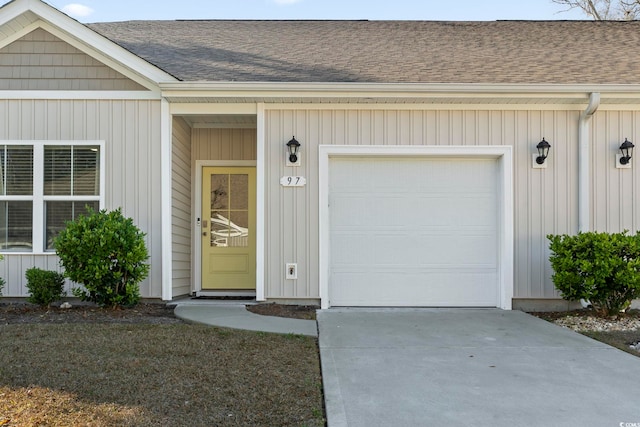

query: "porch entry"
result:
(201, 166), (256, 290)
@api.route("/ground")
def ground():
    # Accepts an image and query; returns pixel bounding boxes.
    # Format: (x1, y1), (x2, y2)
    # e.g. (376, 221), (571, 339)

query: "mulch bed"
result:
(246, 303), (319, 320)
(0, 302), (182, 324)
(0, 301), (320, 323)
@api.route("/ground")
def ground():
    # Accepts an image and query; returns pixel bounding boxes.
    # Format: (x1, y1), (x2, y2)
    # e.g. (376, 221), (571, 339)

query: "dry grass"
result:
(0, 323), (324, 426)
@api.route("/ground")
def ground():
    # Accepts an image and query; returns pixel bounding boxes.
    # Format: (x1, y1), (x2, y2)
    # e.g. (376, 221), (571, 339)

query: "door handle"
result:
(202, 231), (207, 236)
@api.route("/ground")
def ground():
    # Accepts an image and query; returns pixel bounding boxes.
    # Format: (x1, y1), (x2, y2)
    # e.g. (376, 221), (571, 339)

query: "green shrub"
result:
(548, 231), (640, 316)
(54, 207), (149, 308)
(25, 267), (66, 307)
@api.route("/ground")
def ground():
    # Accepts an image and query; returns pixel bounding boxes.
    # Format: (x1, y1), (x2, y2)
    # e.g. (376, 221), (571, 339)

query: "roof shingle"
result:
(87, 20), (640, 84)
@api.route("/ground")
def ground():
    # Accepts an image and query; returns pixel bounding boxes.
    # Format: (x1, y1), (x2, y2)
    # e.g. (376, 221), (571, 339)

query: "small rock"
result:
(553, 315), (640, 332)
(60, 302), (72, 309)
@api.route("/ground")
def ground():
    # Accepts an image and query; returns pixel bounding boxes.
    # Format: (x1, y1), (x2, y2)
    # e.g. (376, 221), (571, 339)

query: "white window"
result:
(0, 141), (105, 253)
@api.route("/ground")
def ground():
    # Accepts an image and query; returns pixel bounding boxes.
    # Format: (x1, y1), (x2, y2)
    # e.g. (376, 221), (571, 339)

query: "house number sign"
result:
(280, 176), (306, 187)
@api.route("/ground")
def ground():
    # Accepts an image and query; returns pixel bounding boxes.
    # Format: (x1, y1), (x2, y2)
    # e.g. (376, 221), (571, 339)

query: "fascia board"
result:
(161, 82), (640, 102)
(0, 0), (31, 22)
(0, 0), (177, 89)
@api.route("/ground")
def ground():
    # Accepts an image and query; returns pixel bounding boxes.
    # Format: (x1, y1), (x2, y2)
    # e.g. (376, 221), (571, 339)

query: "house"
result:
(1, 0), (639, 310)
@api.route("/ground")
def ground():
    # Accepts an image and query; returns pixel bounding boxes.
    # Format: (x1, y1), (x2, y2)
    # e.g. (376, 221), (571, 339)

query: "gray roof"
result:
(87, 20), (640, 84)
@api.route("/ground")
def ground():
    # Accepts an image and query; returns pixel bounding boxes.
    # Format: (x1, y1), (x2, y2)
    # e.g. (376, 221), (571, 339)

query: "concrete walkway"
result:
(172, 302), (318, 337)
(317, 308), (640, 427)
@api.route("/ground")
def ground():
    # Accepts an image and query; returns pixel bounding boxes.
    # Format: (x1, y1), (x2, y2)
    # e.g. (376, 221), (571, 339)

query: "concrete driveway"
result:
(317, 308), (640, 427)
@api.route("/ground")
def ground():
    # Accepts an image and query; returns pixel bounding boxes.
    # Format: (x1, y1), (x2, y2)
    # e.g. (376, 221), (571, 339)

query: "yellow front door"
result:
(201, 166), (256, 290)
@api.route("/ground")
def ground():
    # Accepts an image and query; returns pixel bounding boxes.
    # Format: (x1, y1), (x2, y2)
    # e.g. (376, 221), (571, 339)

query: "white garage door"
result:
(329, 157), (499, 307)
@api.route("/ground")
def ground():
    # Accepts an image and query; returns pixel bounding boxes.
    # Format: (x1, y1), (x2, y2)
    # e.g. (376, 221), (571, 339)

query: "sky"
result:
(1, 0), (588, 22)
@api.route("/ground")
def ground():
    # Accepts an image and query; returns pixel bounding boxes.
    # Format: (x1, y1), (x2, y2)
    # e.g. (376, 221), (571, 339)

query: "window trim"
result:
(0, 140), (105, 255)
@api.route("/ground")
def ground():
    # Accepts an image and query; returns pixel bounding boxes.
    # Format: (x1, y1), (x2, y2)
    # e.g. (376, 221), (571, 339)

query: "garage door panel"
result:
(369, 233), (496, 266)
(333, 196), (496, 228)
(413, 197), (496, 227)
(329, 156), (500, 307)
(331, 233), (375, 264)
(371, 234), (424, 265)
(331, 271), (499, 307)
(331, 196), (376, 227)
(330, 159), (374, 191)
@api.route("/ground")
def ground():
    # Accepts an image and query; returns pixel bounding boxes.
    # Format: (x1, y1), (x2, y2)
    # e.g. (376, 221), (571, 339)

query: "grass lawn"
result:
(0, 323), (324, 426)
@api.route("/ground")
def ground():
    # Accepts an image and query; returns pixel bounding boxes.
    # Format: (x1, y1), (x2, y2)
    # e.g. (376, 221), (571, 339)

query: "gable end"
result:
(0, 28), (147, 91)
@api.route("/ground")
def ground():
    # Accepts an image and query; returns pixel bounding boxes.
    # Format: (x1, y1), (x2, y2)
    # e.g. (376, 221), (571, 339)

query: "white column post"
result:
(160, 99), (173, 300)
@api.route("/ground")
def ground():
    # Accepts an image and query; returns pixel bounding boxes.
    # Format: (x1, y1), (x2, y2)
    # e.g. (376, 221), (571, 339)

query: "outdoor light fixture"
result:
(286, 136), (301, 164)
(535, 138), (551, 165)
(619, 138), (634, 165)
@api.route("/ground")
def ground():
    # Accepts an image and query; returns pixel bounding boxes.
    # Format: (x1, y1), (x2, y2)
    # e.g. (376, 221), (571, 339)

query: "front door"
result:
(201, 166), (256, 290)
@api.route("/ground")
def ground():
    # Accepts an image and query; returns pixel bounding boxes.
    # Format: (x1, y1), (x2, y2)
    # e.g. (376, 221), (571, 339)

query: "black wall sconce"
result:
(286, 136), (301, 165)
(535, 138), (551, 165)
(619, 138), (634, 166)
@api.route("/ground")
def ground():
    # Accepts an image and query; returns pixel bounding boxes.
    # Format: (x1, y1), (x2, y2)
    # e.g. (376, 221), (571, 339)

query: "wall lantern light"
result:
(286, 136), (301, 165)
(535, 138), (551, 165)
(619, 138), (634, 166)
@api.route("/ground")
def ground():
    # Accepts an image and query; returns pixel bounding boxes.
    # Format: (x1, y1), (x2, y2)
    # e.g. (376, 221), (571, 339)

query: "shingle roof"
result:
(87, 20), (640, 84)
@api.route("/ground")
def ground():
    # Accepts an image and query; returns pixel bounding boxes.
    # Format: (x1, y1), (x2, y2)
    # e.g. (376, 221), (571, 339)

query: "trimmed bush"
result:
(25, 267), (66, 307)
(54, 207), (149, 308)
(548, 231), (640, 316)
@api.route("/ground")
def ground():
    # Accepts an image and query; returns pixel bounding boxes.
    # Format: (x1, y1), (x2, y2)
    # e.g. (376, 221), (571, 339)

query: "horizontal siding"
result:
(265, 109), (580, 300)
(0, 28), (146, 91)
(172, 117), (192, 298)
(0, 99), (162, 298)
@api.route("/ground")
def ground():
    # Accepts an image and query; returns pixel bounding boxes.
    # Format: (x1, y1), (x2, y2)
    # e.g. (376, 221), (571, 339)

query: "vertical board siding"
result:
(0, 99), (162, 298)
(591, 111), (640, 233)
(191, 128), (257, 161)
(172, 117), (192, 297)
(0, 28), (146, 91)
(265, 108), (581, 300)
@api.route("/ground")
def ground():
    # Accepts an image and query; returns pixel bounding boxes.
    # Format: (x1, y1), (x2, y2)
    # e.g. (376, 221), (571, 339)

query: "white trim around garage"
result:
(318, 145), (514, 310)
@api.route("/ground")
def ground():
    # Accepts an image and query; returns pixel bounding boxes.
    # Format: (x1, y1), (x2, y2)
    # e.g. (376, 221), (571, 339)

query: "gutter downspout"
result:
(578, 92), (600, 232)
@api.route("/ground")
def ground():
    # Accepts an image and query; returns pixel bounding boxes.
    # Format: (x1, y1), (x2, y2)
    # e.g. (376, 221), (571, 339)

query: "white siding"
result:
(172, 117), (192, 297)
(0, 28), (146, 91)
(264, 108), (580, 300)
(0, 99), (162, 298)
(191, 128), (257, 161)
(591, 111), (640, 233)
